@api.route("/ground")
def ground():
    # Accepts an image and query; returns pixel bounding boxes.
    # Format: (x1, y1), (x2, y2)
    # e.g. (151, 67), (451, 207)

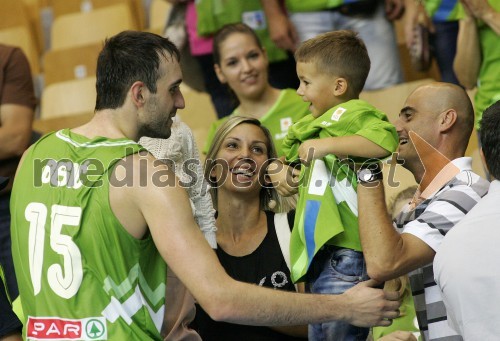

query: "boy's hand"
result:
(298, 139), (329, 165)
(267, 160), (300, 196)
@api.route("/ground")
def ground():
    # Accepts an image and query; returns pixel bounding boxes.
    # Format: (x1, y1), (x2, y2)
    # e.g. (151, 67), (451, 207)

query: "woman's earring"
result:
(267, 188), (277, 210)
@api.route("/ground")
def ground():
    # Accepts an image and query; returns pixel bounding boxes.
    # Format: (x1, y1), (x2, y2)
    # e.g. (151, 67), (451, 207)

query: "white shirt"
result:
(434, 180), (500, 339)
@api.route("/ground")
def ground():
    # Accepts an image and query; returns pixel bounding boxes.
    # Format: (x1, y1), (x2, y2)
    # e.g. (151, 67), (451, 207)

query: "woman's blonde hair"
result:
(204, 116), (294, 212)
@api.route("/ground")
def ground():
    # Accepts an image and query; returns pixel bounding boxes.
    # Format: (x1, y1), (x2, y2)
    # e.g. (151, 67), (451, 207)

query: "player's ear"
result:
(131, 81), (146, 107)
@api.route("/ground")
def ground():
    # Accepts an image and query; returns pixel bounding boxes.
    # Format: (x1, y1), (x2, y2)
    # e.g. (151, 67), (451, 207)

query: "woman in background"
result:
(203, 23), (309, 156)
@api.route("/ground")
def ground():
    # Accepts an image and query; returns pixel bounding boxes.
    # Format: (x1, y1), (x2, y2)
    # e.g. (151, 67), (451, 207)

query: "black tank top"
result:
(191, 211), (306, 340)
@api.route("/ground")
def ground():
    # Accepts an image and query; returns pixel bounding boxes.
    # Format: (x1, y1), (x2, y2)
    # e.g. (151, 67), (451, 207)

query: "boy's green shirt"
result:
(282, 99), (398, 282)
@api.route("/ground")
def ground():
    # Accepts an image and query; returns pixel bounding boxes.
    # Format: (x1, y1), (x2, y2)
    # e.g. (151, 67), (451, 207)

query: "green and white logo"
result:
(85, 318), (106, 339)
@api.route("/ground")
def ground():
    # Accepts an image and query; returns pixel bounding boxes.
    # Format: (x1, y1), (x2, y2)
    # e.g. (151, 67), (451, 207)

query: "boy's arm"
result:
(112, 154), (401, 327)
(298, 135), (390, 165)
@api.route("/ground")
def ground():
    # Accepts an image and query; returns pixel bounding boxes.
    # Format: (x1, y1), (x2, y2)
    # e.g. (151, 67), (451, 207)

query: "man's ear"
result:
(332, 77), (348, 97)
(131, 81), (146, 107)
(439, 109), (457, 133)
(214, 64), (227, 84)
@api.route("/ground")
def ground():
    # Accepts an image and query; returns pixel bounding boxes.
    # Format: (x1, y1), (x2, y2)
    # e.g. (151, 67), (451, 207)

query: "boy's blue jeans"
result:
(307, 246), (369, 341)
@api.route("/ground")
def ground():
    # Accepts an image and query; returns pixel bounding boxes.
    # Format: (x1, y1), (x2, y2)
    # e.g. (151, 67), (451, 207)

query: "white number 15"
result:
(25, 203), (83, 299)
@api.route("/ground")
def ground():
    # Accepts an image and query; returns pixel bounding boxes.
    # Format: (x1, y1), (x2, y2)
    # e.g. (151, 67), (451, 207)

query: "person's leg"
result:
(430, 20), (460, 85)
(308, 247), (369, 341)
(0, 193), (18, 299)
(194, 54), (237, 119)
(338, 2), (403, 90)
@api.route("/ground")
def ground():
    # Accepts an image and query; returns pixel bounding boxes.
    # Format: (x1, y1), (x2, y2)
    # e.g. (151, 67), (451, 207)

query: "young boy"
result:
(272, 30), (399, 341)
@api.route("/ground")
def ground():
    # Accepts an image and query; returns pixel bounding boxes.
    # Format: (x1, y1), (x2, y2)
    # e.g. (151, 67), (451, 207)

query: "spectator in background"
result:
(203, 23), (309, 156)
(1, 177), (22, 341)
(0, 44), (36, 300)
(260, 0), (404, 91)
(404, 0), (463, 84)
(434, 100), (500, 339)
(453, 0), (500, 136)
(174, 0), (299, 118)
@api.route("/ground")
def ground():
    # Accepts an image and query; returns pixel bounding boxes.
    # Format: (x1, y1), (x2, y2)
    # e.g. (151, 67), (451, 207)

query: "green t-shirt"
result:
(285, 0), (368, 12)
(203, 89), (310, 156)
(282, 99), (398, 282)
(196, 0), (287, 62)
(424, 0), (464, 21)
(10, 129), (166, 340)
(475, 0), (500, 129)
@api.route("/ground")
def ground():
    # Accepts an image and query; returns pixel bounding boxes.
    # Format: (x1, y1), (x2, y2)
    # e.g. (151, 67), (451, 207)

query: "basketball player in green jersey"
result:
(10, 31), (399, 340)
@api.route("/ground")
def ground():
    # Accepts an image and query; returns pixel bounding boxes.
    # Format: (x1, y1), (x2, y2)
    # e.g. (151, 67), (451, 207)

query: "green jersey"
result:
(475, 0), (500, 129)
(10, 129), (166, 340)
(203, 89), (310, 156)
(285, 0), (365, 12)
(282, 100), (398, 281)
(195, 0), (287, 62)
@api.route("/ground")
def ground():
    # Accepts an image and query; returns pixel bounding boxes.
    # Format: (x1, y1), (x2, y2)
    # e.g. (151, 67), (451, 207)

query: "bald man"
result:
(356, 82), (489, 341)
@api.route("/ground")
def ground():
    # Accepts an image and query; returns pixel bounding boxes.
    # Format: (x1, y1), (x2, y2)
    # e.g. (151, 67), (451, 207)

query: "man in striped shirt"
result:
(357, 82), (489, 340)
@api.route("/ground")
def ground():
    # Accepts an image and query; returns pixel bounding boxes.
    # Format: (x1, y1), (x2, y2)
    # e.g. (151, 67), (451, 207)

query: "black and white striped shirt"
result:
(394, 158), (489, 341)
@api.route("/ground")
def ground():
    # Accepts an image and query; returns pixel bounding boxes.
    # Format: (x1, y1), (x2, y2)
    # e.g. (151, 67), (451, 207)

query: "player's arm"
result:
(298, 135), (390, 165)
(357, 181), (436, 282)
(270, 283), (308, 337)
(112, 154), (400, 327)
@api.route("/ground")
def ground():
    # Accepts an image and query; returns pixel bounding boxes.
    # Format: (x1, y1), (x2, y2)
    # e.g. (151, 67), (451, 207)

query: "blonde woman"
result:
(193, 116), (306, 340)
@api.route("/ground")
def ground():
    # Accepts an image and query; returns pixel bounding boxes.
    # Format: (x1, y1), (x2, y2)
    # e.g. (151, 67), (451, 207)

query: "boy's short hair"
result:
(295, 30), (370, 96)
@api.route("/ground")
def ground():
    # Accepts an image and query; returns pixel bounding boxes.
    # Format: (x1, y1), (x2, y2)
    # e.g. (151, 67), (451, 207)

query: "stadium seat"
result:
(40, 76), (96, 118)
(51, 3), (138, 50)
